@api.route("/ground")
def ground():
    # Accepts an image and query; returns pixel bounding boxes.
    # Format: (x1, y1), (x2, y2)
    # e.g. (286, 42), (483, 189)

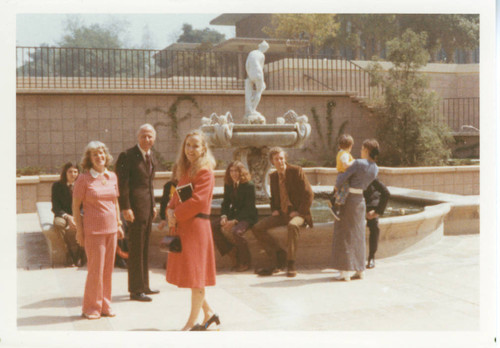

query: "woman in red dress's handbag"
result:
(166, 129), (219, 331)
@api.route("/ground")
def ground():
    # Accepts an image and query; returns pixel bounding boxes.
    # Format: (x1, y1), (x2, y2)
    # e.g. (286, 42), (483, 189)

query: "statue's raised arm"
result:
(244, 40), (269, 124)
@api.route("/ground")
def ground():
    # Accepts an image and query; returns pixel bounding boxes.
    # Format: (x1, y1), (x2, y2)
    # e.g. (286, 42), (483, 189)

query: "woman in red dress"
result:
(166, 129), (219, 331)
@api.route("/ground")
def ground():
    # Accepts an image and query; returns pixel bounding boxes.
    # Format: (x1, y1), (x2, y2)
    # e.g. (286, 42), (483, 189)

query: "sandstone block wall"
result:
(16, 92), (374, 173)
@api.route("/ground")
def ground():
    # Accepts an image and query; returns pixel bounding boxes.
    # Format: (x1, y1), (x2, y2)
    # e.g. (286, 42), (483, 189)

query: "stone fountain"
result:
(200, 41), (312, 202)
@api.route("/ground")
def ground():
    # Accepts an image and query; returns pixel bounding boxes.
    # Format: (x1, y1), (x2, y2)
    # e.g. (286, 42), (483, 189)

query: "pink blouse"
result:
(73, 171), (119, 235)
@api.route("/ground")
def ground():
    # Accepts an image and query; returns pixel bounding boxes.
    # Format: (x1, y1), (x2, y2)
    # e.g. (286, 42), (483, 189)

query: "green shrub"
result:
(368, 29), (453, 166)
(16, 166), (45, 177)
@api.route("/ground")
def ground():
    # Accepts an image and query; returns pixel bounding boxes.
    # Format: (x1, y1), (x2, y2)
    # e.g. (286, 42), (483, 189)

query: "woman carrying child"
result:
(330, 134), (355, 220)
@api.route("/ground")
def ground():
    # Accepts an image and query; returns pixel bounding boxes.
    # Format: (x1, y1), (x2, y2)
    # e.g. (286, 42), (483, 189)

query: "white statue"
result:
(244, 40), (269, 124)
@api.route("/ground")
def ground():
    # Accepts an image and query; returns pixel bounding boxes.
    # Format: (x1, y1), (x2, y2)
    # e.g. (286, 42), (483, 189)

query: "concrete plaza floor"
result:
(10, 213), (487, 346)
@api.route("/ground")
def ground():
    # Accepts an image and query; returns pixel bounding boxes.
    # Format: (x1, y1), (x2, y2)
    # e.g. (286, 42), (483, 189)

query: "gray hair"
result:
(137, 123), (156, 138)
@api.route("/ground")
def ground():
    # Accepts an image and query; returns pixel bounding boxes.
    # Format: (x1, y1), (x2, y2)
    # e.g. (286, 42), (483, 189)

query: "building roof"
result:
(210, 14), (253, 26)
(211, 37), (309, 53)
(160, 42), (202, 51)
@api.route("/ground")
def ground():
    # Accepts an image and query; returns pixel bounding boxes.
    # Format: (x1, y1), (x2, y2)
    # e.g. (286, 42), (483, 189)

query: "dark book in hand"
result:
(176, 183), (193, 202)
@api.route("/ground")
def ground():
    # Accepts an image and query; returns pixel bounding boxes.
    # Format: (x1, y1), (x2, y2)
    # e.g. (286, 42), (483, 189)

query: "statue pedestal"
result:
(233, 146), (271, 203)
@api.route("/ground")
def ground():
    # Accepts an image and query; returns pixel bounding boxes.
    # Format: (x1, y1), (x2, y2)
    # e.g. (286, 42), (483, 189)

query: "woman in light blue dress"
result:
(332, 139), (380, 281)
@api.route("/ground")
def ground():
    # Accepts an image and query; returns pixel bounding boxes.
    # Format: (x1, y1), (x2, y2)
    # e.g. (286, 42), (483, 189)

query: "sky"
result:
(16, 13), (236, 49)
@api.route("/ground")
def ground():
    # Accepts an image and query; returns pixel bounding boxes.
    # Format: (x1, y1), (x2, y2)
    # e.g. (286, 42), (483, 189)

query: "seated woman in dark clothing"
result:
(363, 178), (390, 269)
(51, 162), (85, 266)
(211, 161), (258, 272)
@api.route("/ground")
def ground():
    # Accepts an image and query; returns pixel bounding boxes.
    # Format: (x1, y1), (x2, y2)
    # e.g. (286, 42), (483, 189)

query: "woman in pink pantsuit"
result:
(73, 141), (124, 320)
(167, 129), (219, 331)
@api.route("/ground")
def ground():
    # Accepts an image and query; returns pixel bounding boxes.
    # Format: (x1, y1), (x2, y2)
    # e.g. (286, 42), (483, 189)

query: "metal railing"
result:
(16, 46), (244, 90)
(433, 97), (480, 133)
(17, 47), (478, 132)
(16, 46), (379, 97)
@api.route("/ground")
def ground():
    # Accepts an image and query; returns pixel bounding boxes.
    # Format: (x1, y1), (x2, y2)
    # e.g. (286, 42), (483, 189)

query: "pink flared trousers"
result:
(82, 233), (117, 316)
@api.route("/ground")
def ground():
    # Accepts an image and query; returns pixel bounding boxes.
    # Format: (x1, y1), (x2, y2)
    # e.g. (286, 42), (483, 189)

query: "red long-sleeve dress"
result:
(166, 168), (216, 288)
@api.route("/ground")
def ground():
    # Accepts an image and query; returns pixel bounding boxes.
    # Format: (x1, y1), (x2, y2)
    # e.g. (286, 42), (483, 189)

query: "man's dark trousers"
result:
(116, 144), (155, 294)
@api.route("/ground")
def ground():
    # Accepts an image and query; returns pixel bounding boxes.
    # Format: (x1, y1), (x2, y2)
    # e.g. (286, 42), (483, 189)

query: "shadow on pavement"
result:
(17, 232), (51, 269)
(129, 328), (162, 331)
(21, 296), (81, 309)
(110, 294), (135, 303)
(250, 275), (336, 288)
(17, 315), (84, 327)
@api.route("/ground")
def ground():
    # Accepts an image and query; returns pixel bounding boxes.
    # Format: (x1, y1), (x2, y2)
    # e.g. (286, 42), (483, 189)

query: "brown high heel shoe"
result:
(189, 324), (206, 331)
(203, 314), (221, 330)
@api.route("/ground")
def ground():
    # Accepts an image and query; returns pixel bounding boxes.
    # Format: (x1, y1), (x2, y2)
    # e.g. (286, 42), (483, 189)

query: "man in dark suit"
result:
(116, 124), (159, 302)
(252, 147), (314, 277)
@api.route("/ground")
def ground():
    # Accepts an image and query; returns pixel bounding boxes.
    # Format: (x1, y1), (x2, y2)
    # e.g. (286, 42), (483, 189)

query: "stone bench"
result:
(36, 202), (68, 267)
(149, 220), (323, 270)
(149, 202), (453, 270)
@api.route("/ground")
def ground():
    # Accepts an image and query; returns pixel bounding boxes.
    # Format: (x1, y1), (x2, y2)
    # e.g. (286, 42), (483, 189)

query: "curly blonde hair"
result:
(175, 130), (216, 180)
(80, 141), (113, 171)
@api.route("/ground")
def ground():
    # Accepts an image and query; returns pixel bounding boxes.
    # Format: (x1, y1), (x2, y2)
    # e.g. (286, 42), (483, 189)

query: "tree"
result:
(397, 14), (479, 63)
(153, 23), (231, 77)
(263, 14), (339, 54)
(139, 24), (157, 49)
(17, 17), (149, 78)
(327, 14), (398, 60)
(57, 16), (126, 48)
(360, 14), (398, 59)
(368, 29), (452, 166)
(176, 23), (226, 44)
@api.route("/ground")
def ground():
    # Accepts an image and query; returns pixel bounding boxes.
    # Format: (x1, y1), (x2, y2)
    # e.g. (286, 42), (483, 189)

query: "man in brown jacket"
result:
(252, 147), (314, 277)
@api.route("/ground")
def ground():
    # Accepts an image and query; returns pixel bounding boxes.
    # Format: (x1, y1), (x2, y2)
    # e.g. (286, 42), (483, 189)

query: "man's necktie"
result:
(145, 153), (152, 174)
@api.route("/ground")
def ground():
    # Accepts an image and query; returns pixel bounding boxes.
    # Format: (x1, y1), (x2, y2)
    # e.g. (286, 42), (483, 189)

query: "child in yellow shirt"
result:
(330, 134), (355, 220)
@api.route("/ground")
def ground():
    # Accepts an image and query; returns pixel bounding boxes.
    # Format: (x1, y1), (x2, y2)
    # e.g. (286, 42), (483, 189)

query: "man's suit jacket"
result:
(363, 179), (390, 215)
(269, 163), (314, 227)
(221, 181), (258, 226)
(115, 145), (156, 221)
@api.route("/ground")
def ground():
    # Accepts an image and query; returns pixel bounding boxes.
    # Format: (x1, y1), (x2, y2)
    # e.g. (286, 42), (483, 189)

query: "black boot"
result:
(276, 249), (287, 271)
(286, 260), (297, 277)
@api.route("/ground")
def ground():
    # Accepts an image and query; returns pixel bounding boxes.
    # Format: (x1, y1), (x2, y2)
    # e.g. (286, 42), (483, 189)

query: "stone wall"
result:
(16, 91), (374, 173)
(17, 165), (479, 214)
(16, 60), (479, 173)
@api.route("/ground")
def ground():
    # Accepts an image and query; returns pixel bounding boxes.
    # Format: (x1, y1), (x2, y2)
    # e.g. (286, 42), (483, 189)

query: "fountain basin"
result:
(201, 124), (306, 148)
(150, 186), (476, 268)
(206, 200), (450, 267)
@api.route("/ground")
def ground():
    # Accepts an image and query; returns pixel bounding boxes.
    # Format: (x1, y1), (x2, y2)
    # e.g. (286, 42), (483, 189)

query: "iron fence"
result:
(16, 46), (379, 97)
(432, 97), (480, 133)
(16, 47), (478, 132)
